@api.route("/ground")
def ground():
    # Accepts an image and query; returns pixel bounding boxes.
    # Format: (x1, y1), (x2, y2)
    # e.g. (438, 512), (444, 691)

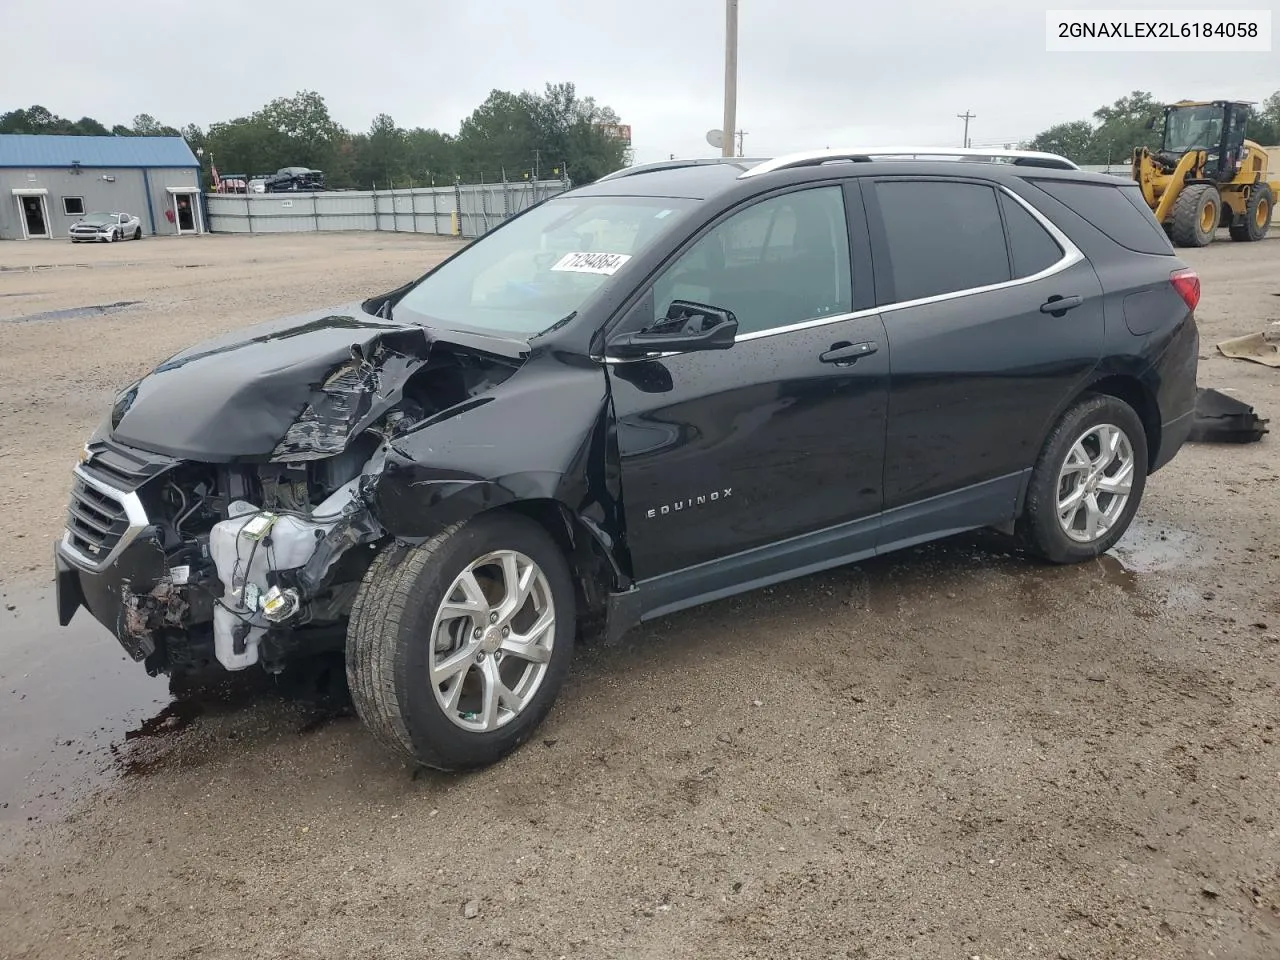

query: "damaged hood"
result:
(107, 302), (524, 462)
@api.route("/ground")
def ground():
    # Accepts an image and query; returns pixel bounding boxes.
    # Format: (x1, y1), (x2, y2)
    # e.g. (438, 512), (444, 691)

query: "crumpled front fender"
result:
(368, 353), (627, 570)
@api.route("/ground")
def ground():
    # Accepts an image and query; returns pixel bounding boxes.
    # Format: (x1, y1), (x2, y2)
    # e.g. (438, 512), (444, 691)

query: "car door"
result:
(861, 175), (1105, 532)
(605, 181), (889, 606)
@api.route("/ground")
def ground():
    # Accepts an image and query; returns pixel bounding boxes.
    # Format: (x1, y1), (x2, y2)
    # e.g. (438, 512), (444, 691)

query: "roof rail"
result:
(738, 146), (1079, 179)
(595, 157), (767, 183)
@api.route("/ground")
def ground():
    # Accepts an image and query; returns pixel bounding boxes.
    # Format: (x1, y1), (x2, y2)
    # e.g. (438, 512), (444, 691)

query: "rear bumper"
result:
(1152, 408), (1194, 472)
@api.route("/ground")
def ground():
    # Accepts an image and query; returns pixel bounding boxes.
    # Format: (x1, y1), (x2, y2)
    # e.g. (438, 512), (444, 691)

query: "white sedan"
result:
(69, 212), (143, 242)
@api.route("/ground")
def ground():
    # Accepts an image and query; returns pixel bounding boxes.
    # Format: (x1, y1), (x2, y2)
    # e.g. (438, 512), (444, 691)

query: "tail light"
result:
(1170, 267), (1200, 311)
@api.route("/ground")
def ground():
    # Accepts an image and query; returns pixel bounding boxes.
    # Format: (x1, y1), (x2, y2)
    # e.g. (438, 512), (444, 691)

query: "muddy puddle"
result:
(1, 300), (142, 324)
(0, 579), (350, 852)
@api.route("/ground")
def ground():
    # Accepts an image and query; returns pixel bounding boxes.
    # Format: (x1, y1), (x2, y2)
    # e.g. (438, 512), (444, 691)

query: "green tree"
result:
(1090, 90), (1163, 163)
(365, 113), (408, 187)
(70, 116), (110, 136)
(1246, 90), (1280, 146)
(256, 90), (345, 169)
(1025, 121), (1096, 162)
(131, 113), (180, 137)
(404, 127), (456, 184)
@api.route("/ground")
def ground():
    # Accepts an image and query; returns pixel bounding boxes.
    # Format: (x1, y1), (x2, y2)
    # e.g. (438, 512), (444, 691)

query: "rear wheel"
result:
(1018, 394), (1148, 564)
(346, 512), (575, 770)
(1169, 184), (1220, 247)
(133, 226), (142, 240)
(1228, 184), (1272, 242)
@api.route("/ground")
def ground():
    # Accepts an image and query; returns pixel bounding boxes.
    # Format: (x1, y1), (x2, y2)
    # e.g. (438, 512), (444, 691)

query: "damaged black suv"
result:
(56, 148), (1200, 770)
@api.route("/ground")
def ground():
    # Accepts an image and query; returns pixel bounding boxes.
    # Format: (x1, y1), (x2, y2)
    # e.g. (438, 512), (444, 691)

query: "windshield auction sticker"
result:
(550, 252), (633, 275)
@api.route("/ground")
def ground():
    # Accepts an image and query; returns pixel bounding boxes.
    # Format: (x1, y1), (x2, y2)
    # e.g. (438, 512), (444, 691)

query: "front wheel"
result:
(1228, 184), (1272, 242)
(1018, 394), (1149, 564)
(346, 512), (576, 770)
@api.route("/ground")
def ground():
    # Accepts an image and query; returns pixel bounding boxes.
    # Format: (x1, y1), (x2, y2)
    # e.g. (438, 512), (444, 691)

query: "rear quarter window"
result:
(1028, 179), (1174, 256)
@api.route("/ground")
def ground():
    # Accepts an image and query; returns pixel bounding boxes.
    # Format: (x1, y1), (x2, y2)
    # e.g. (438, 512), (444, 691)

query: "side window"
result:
(999, 192), (1064, 278)
(1029, 179), (1174, 256)
(652, 186), (852, 336)
(874, 180), (1011, 303)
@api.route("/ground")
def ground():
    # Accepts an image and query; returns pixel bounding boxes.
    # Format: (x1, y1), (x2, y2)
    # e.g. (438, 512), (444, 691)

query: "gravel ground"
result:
(1, 231), (1278, 960)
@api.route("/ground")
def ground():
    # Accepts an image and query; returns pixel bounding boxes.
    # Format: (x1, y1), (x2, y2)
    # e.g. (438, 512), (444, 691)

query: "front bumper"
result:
(55, 528), (168, 660)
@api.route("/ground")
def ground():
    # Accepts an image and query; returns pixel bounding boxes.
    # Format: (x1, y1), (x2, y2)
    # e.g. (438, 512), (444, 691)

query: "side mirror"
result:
(607, 300), (738, 360)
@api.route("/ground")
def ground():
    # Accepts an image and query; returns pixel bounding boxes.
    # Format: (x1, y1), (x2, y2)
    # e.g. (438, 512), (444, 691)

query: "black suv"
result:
(55, 148), (1200, 770)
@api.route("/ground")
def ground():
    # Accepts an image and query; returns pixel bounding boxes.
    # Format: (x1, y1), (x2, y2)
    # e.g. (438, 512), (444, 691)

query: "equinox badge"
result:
(646, 488), (732, 519)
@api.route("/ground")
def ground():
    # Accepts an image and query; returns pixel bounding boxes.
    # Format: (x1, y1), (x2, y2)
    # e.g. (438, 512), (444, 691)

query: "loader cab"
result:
(1160, 100), (1252, 181)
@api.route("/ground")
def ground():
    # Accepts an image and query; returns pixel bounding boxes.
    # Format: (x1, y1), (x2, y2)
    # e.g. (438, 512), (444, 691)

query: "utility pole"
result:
(722, 0), (739, 158)
(735, 129), (747, 157)
(957, 110), (975, 148)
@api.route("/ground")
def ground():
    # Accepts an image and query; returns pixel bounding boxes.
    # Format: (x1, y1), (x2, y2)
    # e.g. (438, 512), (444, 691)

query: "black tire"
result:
(1018, 394), (1149, 564)
(1169, 184), (1220, 247)
(133, 227), (142, 240)
(346, 512), (576, 771)
(1228, 184), (1272, 242)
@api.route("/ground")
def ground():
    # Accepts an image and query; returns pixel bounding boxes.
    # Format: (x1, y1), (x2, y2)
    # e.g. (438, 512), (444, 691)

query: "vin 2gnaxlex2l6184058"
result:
(55, 148), (1200, 770)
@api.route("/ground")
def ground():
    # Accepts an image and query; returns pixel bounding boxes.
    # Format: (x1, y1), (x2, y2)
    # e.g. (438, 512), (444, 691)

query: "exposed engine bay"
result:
(74, 330), (523, 677)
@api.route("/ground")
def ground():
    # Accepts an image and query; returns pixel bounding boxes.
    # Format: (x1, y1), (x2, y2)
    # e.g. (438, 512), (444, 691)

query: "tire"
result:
(1169, 184), (1220, 247)
(133, 227), (142, 240)
(1228, 184), (1272, 242)
(346, 512), (576, 770)
(106, 229), (116, 243)
(1018, 394), (1149, 564)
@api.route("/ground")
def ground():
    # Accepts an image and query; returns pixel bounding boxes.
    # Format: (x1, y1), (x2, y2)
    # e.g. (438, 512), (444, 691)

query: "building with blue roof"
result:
(0, 134), (204, 240)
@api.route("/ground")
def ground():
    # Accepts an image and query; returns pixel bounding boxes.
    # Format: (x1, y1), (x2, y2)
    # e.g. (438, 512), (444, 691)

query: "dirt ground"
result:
(1, 231), (1278, 960)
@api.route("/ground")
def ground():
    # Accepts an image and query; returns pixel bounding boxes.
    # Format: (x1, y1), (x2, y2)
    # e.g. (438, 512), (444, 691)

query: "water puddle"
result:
(0, 262), (146, 273)
(0, 579), (349, 850)
(2, 300), (143, 324)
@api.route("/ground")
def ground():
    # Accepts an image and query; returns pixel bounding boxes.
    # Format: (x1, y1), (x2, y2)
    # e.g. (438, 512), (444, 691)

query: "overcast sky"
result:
(4, 0), (1276, 164)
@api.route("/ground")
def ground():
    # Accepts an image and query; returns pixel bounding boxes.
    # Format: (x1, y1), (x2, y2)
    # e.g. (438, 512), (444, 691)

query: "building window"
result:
(62, 197), (85, 216)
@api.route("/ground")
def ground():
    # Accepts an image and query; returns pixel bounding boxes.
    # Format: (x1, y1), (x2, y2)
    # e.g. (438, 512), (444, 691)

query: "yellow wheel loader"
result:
(1132, 100), (1278, 247)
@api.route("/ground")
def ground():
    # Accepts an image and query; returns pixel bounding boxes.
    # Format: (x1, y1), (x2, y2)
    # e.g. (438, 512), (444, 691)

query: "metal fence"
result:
(205, 179), (569, 239)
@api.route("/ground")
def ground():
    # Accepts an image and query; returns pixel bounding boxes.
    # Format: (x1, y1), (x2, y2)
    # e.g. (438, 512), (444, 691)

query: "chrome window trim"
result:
(59, 466), (150, 571)
(602, 183), (1083, 362)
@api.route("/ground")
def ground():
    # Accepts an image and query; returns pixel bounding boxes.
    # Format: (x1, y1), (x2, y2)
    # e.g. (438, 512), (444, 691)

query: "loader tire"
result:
(1169, 184), (1220, 247)
(1228, 184), (1272, 242)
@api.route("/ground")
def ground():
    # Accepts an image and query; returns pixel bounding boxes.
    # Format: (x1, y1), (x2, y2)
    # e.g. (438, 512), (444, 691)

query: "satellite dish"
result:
(705, 129), (724, 149)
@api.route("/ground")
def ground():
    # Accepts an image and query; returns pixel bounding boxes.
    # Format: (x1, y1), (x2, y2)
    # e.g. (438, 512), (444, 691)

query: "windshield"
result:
(1163, 106), (1224, 154)
(393, 195), (698, 338)
(80, 213), (114, 225)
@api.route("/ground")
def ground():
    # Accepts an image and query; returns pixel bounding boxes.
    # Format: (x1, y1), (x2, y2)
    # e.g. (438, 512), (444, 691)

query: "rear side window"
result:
(874, 180), (1011, 302)
(999, 192), (1064, 278)
(1030, 179), (1174, 256)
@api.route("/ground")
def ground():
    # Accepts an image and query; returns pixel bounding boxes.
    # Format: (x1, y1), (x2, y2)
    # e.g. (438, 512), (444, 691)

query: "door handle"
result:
(820, 340), (879, 364)
(1040, 294), (1084, 315)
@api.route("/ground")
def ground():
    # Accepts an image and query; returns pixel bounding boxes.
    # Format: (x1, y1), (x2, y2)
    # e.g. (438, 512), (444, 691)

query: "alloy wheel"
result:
(1056, 423), (1136, 543)
(428, 550), (555, 733)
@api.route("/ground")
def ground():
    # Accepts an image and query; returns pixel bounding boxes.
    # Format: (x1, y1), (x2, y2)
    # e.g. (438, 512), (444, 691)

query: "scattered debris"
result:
(1217, 329), (1280, 367)
(463, 899), (481, 919)
(1187, 388), (1269, 443)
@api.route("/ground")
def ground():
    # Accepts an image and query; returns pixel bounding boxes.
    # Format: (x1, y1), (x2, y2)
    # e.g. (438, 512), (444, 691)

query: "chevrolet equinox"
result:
(55, 148), (1201, 769)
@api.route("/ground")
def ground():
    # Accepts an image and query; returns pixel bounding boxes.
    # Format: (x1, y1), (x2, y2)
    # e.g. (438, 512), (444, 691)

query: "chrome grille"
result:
(66, 476), (130, 559)
(61, 466), (150, 569)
